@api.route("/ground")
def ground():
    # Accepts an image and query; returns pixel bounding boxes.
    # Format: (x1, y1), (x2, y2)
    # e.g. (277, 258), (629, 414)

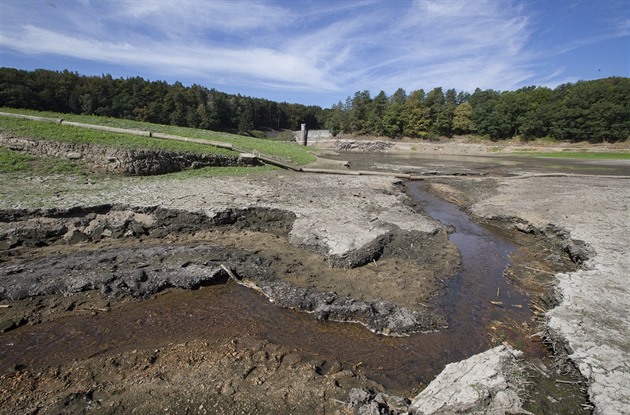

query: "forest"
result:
(1, 68), (628, 142)
(0, 68), (323, 134)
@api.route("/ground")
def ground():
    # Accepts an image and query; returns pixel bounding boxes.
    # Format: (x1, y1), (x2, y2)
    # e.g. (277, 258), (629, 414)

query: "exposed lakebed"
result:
(0, 182), (561, 398)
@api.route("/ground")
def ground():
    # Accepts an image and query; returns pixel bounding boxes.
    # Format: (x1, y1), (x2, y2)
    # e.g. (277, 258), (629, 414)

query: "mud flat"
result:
(334, 147), (630, 414)
(0, 171), (459, 414)
(468, 175), (630, 415)
(1, 143), (628, 414)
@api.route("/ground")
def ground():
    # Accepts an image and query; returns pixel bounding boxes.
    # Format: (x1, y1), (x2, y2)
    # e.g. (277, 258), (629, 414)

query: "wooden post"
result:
(300, 123), (308, 146)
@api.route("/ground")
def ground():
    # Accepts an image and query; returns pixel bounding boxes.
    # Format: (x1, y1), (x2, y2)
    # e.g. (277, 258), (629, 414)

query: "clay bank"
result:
(0, 140), (629, 414)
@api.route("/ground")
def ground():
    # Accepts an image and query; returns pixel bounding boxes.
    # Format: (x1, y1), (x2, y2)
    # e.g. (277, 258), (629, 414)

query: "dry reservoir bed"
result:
(0, 167), (628, 414)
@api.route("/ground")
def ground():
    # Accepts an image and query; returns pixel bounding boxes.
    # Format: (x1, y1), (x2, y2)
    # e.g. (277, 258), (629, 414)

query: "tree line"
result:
(1, 68), (628, 142)
(0, 68), (323, 133)
(325, 78), (630, 142)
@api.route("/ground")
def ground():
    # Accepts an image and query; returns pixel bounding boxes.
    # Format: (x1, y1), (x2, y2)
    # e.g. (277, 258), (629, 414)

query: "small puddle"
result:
(0, 185), (540, 394)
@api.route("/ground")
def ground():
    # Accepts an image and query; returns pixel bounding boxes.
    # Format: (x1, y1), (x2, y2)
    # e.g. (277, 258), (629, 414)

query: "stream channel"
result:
(1, 183), (539, 395)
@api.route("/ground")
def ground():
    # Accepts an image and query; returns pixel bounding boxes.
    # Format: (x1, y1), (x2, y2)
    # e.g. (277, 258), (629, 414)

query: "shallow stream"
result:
(1, 184), (541, 394)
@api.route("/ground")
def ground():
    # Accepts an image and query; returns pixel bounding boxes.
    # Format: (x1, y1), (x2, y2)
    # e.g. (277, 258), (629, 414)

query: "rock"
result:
(326, 360), (343, 375)
(348, 388), (372, 407)
(89, 224), (107, 240)
(374, 393), (411, 413)
(66, 152), (82, 159)
(0, 236), (20, 250)
(408, 345), (524, 415)
(348, 388), (411, 415)
(514, 222), (532, 233)
(65, 229), (88, 244)
(0, 318), (25, 333)
(129, 220), (146, 236)
(111, 227), (125, 239)
(0, 319), (17, 333)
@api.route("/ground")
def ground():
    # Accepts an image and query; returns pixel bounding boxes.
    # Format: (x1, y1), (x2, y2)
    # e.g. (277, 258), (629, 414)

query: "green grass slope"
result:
(0, 108), (316, 166)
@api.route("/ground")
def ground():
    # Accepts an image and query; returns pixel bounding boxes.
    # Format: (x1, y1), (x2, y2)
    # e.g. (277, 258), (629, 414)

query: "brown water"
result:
(0, 184), (538, 394)
(407, 182), (530, 325)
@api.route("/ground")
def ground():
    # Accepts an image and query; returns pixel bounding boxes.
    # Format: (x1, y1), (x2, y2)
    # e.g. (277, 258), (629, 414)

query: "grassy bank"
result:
(0, 147), (35, 173)
(0, 108), (316, 165)
(0, 116), (236, 156)
(0, 147), (88, 175)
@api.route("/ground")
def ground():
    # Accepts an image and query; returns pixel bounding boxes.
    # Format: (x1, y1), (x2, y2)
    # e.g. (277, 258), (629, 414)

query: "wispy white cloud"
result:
(334, 0), (535, 92)
(0, 0), (627, 105)
(0, 24), (337, 92)
(114, 0), (291, 36)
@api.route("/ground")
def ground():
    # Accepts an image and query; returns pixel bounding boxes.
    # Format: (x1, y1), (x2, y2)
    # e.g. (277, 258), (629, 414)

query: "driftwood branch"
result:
(220, 264), (238, 280)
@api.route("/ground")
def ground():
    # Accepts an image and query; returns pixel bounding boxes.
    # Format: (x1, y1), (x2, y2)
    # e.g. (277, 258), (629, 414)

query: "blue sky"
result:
(1, 0), (628, 107)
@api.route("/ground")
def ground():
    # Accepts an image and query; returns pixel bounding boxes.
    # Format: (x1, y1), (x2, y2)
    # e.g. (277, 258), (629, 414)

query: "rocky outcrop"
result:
(0, 135), (258, 175)
(408, 345), (525, 415)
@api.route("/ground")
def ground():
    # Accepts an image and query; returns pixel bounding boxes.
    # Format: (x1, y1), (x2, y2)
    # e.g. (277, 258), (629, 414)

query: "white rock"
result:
(409, 345), (524, 415)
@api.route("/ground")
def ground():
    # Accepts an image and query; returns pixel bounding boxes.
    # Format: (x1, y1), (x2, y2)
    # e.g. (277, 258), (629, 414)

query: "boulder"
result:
(409, 345), (525, 415)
